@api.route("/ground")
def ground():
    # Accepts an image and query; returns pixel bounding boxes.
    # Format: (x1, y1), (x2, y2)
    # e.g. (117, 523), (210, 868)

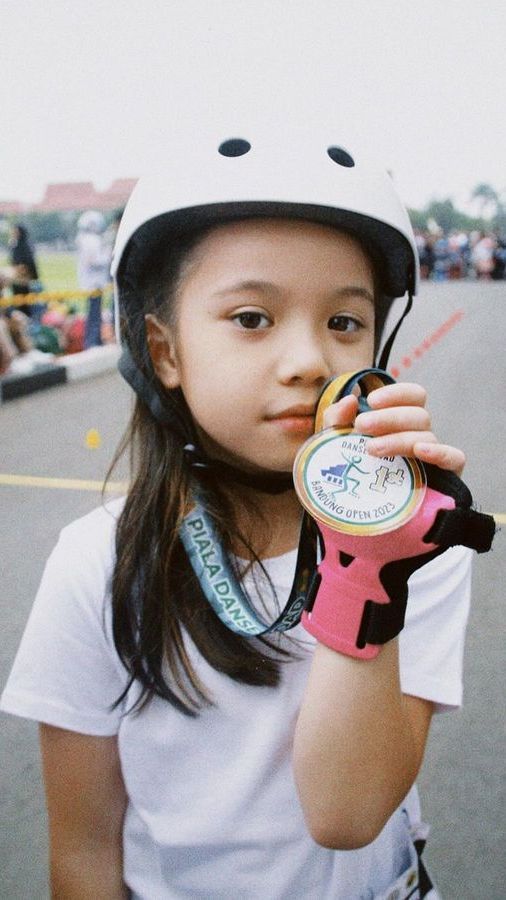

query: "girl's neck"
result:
(226, 486), (303, 560)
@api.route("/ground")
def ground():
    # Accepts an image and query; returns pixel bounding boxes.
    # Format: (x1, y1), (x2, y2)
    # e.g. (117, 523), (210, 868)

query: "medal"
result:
(294, 369), (427, 536)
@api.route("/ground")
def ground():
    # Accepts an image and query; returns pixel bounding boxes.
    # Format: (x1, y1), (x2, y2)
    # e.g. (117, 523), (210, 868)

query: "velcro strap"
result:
(424, 506), (496, 554)
(357, 595), (408, 648)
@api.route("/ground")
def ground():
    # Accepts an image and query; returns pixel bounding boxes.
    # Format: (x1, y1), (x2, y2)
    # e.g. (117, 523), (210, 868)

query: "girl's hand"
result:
(322, 382), (466, 476)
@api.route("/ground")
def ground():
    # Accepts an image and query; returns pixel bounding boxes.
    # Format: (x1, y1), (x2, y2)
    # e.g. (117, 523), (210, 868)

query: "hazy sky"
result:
(2, 0), (505, 212)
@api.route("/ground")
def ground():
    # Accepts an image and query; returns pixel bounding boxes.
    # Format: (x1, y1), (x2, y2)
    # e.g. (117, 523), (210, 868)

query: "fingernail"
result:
(368, 440), (385, 454)
(357, 414), (372, 430)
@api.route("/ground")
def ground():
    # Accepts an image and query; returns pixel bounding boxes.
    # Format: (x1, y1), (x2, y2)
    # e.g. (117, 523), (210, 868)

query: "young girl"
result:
(1, 135), (491, 899)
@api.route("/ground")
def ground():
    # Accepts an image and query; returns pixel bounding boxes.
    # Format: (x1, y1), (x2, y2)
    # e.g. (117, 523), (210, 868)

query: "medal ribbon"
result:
(180, 495), (318, 635)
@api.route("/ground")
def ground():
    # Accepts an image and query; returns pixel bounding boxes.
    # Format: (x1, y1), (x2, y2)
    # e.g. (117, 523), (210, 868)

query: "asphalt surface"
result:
(1, 280), (505, 898)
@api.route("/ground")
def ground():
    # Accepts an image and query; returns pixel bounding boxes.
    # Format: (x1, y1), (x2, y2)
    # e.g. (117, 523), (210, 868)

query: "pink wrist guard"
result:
(302, 485), (454, 659)
(296, 370), (496, 659)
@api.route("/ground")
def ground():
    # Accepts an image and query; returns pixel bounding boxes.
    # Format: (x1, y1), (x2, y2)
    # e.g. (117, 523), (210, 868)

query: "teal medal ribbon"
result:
(180, 493), (318, 636)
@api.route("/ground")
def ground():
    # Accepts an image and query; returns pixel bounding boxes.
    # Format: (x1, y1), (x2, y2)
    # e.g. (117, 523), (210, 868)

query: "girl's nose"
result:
(276, 327), (331, 385)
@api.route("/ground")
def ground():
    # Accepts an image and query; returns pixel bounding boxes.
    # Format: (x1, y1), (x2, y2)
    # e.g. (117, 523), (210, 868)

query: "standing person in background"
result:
(9, 224), (40, 316)
(470, 231), (495, 280)
(414, 230), (434, 280)
(76, 210), (109, 349)
(491, 230), (506, 280)
(99, 210), (124, 343)
(103, 210), (124, 258)
(432, 232), (450, 281)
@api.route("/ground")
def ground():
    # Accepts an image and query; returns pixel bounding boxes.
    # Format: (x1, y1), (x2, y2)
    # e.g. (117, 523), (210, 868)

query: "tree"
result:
(424, 199), (461, 233)
(408, 197), (488, 234)
(470, 183), (498, 218)
(407, 208), (427, 231)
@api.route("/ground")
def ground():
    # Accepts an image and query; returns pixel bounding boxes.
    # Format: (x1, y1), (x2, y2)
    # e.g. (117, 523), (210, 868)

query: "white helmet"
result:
(113, 136), (417, 291)
(112, 133), (419, 417)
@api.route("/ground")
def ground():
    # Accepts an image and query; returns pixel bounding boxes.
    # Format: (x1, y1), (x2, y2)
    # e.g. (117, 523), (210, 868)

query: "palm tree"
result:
(470, 183), (498, 218)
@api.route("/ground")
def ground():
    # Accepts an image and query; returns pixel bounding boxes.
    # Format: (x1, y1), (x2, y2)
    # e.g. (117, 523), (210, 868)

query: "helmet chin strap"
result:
(183, 444), (294, 494)
(376, 292), (413, 371)
(119, 346), (192, 437)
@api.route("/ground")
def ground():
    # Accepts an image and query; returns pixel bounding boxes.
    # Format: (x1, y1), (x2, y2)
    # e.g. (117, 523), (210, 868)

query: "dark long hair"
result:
(106, 222), (391, 717)
(107, 228), (302, 717)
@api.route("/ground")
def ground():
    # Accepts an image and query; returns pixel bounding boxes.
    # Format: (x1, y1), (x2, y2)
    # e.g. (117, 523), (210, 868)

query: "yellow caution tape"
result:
(0, 285), (113, 307)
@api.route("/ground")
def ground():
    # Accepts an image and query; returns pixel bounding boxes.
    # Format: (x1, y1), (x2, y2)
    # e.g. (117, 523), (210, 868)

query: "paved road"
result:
(1, 281), (505, 898)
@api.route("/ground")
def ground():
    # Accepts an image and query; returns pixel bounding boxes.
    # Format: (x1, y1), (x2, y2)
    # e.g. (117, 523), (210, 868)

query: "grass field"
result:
(1, 251), (114, 313)
(37, 252), (78, 291)
(1, 251), (78, 290)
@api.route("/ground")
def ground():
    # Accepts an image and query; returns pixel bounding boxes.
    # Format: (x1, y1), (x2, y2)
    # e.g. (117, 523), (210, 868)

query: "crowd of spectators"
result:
(415, 228), (506, 281)
(0, 214), (119, 378)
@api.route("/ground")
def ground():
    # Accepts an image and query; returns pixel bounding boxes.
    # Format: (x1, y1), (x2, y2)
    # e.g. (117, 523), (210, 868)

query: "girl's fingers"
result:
(322, 394), (358, 430)
(321, 382), (466, 475)
(366, 383), (427, 409)
(368, 434), (466, 475)
(367, 432), (437, 458)
(324, 383), (429, 433)
(413, 441), (466, 476)
(355, 406), (432, 436)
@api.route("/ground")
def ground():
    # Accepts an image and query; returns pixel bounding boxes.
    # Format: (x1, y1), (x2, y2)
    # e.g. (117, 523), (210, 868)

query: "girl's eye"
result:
(232, 311), (270, 330)
(328, 314), (362, 334)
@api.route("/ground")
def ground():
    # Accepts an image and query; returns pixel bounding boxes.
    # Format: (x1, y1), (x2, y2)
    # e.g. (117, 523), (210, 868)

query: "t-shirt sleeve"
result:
(0, 509), (127, 735)
(399, 544), (472, 712)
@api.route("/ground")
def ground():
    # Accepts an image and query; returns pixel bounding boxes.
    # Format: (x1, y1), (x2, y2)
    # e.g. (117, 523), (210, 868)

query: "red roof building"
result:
(0, 200), (26, 216)
(97, 178), (138, 210)
(33, 178), (137, 212)
(35, 181), (98, 211)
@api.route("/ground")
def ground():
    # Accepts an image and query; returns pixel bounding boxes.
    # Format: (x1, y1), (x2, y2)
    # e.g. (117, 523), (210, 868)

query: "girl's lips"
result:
(268, 415), (315, 436)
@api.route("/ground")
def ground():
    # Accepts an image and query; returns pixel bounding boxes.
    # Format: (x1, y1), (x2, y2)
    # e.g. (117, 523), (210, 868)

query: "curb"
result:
(0, 344), (121, 404)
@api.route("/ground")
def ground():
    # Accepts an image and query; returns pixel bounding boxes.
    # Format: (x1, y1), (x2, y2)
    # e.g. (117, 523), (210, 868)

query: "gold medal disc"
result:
(294, 429), (426, 535)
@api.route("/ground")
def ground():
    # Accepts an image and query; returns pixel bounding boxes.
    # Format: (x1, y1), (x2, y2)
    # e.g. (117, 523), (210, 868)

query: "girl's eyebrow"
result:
(212, 281), (374, 303)
(212, 280), (282, 298)
(333, 286), (375, 305)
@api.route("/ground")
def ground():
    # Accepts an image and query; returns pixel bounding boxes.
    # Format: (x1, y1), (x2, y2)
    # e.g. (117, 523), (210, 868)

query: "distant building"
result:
(0, 200), (26, 216)
(97, 179), (138, 210)
(0, 179), (137, 216)
(34, 178), (137, 212)
(35, 181), (98, 212)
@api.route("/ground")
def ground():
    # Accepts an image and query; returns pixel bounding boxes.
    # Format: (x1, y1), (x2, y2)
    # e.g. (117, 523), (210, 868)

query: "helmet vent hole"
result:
(218, 138), (251, 158)
(327, 146), (355, 168)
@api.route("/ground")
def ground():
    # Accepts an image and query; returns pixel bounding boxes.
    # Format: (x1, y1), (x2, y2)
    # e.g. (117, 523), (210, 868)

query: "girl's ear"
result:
(145, 313), (181, 389)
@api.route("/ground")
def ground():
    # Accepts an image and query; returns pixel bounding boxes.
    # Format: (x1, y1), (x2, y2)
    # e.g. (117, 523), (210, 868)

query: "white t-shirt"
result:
(1, 499), (472, 900)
